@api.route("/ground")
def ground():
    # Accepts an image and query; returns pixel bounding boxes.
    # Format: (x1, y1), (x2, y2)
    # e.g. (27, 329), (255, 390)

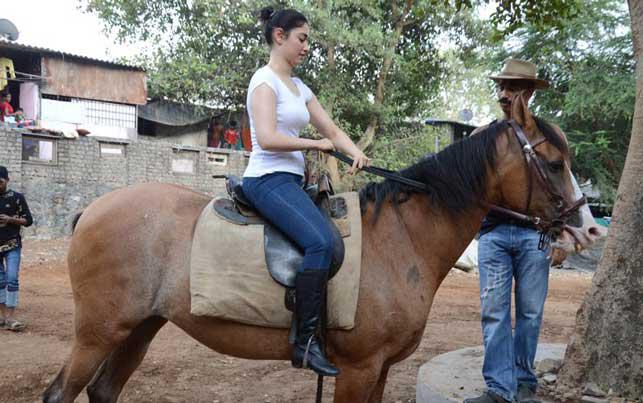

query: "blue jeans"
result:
(477, 225), (550, 401)
(0, 247), (22, 308)
(242, 172), (334, 271)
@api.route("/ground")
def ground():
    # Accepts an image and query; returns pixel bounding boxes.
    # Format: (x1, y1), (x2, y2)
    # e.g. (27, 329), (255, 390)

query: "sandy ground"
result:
(0, 238), (592, 403)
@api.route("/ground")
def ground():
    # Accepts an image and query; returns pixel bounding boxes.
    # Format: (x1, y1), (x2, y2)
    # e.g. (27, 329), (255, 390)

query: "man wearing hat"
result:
(0, 165), (33, 331)
(465, 59), (563, 403)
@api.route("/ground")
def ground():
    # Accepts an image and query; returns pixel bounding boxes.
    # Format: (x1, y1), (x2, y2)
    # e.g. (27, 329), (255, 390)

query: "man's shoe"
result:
(463, 391), (511, 403)
(4, 318), (25, 331)
(517, 384), (541, 403)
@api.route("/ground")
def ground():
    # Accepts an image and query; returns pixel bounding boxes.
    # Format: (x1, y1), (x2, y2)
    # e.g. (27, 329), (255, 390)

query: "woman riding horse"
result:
(242, 7), (370, 377)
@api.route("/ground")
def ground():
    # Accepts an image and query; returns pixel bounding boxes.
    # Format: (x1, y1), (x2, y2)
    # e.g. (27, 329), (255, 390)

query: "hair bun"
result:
(259, 7), (275, 23)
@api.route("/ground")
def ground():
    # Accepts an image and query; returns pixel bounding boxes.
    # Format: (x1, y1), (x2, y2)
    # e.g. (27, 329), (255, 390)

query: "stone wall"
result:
(0, 128), (248, 239)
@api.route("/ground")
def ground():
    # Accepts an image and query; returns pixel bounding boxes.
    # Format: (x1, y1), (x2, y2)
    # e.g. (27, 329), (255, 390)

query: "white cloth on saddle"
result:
(189, 192), (362, 330)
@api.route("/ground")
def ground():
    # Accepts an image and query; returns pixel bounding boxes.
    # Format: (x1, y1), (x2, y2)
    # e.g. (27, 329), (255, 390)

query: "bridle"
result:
(329, 119), (587, 245)
(488, 120), (587, 243)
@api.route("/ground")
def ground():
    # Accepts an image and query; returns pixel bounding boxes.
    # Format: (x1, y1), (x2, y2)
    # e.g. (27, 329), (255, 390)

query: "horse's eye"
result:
(548, 161), (565, 172)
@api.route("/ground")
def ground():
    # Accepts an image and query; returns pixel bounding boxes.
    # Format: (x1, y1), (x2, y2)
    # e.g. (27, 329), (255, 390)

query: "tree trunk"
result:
(324, 45), (343, 188)
(554, 0), (643, 398)
(314, 0), (343, 189)
(357, 0), (414, 151)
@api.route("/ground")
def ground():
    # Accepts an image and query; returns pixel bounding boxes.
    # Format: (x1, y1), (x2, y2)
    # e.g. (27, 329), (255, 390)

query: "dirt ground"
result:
(0, 238), (593, 403)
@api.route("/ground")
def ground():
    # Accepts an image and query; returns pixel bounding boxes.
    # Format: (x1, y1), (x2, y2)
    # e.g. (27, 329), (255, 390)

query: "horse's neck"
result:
(391, 194), (488, 286)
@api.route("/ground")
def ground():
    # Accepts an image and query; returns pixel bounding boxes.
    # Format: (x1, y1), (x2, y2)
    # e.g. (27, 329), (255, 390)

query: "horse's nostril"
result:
(588, 226), (601, 236)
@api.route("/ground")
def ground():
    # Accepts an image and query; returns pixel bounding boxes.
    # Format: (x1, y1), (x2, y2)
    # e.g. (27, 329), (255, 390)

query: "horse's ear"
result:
(511, 91), (537, 135)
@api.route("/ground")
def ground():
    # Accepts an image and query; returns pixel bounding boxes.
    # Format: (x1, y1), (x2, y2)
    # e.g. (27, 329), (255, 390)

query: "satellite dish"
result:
(0, 19), (19, 41)
(458, 108), (473, 123)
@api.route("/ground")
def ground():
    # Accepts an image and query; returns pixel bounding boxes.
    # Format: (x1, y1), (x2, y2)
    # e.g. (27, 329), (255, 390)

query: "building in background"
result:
(1, 38), (146, 140)
(424, 119), (477, 144)
(138, 99), (221, 147)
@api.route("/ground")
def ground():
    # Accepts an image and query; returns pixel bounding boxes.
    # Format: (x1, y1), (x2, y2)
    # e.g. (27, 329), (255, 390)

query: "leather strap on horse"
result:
(330, 150), (544, 225)
(329, 150), (430, 192)
(328, 125), (587, 237)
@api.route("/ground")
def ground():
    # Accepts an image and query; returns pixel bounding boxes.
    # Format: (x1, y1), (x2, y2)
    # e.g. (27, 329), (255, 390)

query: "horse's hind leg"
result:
(43, 312), (142, 403)
(86, 316), (167, 403)
(42, 337), (116, 403)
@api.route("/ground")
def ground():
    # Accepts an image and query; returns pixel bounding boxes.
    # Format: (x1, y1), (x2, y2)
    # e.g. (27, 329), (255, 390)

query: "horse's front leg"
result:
(333, 357), (384, 403)
(367, 366), (390, 403)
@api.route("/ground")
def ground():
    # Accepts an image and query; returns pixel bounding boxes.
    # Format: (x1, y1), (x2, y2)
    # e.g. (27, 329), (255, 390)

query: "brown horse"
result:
(43, 102), (600, 403)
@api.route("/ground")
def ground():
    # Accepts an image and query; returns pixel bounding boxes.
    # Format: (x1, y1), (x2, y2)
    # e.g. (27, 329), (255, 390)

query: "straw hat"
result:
(489, 58), (549, 89)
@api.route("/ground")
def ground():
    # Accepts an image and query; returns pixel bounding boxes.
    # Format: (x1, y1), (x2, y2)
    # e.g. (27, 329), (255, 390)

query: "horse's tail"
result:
(71, 211), (83, 234)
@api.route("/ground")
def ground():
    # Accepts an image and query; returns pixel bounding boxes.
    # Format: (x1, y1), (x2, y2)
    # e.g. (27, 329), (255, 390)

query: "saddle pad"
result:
(189, 192), (362, 330)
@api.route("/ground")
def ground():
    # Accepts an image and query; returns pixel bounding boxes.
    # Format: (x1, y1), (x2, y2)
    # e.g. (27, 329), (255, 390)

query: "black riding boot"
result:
(291, 269), (340, 377)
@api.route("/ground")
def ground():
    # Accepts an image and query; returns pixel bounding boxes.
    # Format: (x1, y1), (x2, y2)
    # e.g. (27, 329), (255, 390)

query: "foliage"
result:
(492, 0), (634, 205)
(484, 0), (582, 38)
(84, 0), (458, 141)
(84, 0), (631, 199)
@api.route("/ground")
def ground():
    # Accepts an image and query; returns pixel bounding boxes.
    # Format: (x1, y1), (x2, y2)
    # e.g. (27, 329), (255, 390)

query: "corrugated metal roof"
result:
(139, 100), (221, 126)
(0, 38), (144, 71)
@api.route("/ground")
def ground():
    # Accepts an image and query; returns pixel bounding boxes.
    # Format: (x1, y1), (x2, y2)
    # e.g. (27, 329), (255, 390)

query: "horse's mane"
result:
(358, 116), (568, 220)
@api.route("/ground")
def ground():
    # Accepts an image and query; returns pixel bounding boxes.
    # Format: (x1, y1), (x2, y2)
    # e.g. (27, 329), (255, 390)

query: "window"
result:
(41, 95), (137, 128)
(100, 142), (126, 157)
(72, 99), (137, 129)
(171, 158), (194, 174)
(206, 152), (227, 166)
(22, 136), (57, 164)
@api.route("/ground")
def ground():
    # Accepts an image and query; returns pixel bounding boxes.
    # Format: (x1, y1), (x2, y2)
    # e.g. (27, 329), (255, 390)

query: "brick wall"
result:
(0, 128), (248, 239)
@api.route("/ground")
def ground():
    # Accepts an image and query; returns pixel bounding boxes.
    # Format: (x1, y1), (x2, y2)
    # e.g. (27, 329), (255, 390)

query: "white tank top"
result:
(243, 66), (314, 178)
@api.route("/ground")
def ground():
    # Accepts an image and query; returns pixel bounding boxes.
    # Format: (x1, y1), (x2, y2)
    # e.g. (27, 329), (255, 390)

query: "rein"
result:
(329, 150), (430, 192)
(504, 120), (587, 232)
(329, 119), (587, 244)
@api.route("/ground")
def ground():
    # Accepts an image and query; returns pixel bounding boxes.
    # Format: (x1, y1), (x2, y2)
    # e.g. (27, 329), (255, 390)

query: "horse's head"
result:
(491, 92), (604, 252)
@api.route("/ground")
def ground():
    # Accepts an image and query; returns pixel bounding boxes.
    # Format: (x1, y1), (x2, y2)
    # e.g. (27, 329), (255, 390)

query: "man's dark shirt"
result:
(0, 190), (33, 252)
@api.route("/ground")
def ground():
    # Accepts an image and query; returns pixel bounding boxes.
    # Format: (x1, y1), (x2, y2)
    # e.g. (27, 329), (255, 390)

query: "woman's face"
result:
(274, 24), (310, 67)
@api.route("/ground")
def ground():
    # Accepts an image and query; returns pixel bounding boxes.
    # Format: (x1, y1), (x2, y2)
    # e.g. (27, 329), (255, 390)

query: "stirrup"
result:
(302, 335), (314, 368)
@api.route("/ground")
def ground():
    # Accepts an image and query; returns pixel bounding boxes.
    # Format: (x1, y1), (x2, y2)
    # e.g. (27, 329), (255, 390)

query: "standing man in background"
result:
(465, 59), (566, 403)
(0, 165), (33, 331)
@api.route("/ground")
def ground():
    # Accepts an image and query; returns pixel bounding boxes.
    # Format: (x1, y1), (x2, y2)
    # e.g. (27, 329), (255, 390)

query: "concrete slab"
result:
(416, 343), (566, 403)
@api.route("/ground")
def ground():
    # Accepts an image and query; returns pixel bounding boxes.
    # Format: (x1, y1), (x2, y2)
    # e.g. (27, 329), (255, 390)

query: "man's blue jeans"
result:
(478, 225), (550, 401)
(242, 172), (334, 271)
(0, 247), (22, 308)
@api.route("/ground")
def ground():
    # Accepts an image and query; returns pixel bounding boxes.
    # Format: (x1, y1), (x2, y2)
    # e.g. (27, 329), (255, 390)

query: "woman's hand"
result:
(315, 138), (335, 152)
(348, 150), (370, 175)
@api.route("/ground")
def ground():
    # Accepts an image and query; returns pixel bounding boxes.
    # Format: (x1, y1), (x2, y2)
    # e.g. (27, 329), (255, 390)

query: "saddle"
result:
(213, 175), (348, 311)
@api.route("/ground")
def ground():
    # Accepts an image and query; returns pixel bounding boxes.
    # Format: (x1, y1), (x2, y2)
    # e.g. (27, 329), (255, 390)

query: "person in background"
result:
(0, 92), (16, 123)
(465, 58), (567, 403)
(241, 113), (252, 151)
(207, 116), (225, 148)
(0, 165), (33, 331)
(224, 120), (240, 149)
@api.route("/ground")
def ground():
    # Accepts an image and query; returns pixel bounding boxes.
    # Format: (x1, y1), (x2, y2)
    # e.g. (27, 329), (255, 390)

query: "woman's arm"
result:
(307, 95), (370, 173)
(252, 84), (333, 152)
